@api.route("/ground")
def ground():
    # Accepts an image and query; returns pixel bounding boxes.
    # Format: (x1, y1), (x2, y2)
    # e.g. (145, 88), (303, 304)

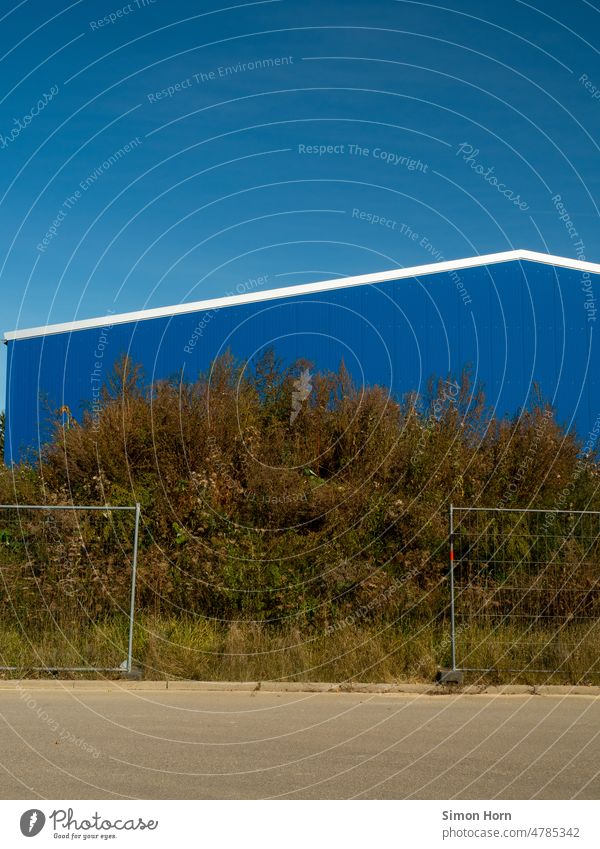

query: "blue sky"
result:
(1, 0), (600, 406)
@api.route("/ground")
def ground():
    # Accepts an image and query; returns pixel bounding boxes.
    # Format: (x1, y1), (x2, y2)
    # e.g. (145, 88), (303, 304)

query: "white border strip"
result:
(2, 799), (599, 846)
(5, 249), (600, 342)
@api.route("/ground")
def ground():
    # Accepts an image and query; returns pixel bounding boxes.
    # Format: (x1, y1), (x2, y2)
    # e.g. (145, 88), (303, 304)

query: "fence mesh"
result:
(0, 505), (139, 673)
(451, 506), (600, 677)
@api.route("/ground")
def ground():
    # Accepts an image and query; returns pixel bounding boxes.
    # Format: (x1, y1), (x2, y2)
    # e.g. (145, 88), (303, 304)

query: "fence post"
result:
(127, 502), (141, 675)
(449, 502), (456, 672)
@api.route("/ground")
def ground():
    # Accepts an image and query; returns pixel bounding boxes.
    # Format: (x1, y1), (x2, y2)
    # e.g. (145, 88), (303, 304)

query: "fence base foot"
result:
(120, 666), (143, 681)
(436, 668), (464, 684)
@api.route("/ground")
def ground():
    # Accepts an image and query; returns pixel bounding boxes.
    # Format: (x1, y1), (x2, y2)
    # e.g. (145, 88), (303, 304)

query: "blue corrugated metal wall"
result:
(4, 259), (599, 465)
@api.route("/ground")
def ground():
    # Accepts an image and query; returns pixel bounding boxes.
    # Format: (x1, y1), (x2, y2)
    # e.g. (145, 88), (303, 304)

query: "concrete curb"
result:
(0, 680), (599, 696)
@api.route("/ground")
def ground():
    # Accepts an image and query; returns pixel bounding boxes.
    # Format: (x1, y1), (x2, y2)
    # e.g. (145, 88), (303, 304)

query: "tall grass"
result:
(1, 615), (598, 684)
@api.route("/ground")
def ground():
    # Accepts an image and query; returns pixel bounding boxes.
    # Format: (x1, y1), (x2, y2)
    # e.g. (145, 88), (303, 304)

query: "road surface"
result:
(0, 686), (598, 799)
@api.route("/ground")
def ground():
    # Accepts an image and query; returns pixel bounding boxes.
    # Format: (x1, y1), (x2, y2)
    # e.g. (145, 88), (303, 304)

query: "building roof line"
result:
(4, 249), (599, 342)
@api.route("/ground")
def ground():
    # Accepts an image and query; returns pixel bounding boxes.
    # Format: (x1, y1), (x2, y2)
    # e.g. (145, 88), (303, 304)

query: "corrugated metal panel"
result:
(4, 259), (599, 464)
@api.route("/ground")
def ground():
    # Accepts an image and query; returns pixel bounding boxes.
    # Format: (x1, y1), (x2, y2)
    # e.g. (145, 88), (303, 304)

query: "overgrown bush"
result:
(1, 351), (599, 680)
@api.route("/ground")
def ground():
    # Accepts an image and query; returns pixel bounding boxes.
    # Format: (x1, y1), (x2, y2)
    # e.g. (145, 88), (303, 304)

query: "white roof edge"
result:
(5, 249), (600, 342)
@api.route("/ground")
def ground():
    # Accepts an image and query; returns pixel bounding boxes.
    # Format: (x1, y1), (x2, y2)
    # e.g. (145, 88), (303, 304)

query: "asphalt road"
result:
(0, 687), (598, 799)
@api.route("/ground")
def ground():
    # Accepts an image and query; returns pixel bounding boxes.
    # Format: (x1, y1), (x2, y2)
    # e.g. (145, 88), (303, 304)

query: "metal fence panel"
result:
(0, 503), (140, 674)
(449, 505), (600, 676)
